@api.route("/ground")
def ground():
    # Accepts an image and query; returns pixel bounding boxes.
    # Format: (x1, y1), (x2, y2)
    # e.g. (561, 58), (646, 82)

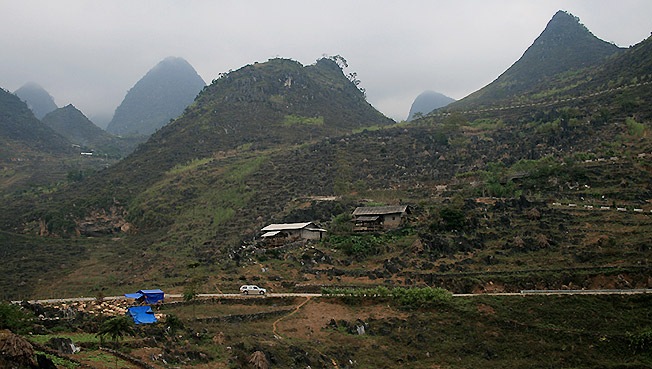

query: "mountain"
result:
(98, 57), (395, 194)
(2, 56), (394, 237)
(42, 104), (146, 158)
(13, 82), (58, 119)
(3, 26), (651, 302)
(2, 14), (652, 368)
(106, 56), (206, 136)
(0, 88), (75, 193)
(407, 91), (455, 120)
(447, 10), (623, 110)
(42, 104), (110, 147)
(0, 88), (69, 156)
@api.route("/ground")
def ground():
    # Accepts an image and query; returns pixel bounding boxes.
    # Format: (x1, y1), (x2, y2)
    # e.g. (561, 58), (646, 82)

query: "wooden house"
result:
(352, 205), (410, 232)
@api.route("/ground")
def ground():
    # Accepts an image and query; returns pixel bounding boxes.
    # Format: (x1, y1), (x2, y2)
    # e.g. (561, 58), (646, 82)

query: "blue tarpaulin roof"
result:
(124, 289), (164, 303)
(127, 306), (157, 324)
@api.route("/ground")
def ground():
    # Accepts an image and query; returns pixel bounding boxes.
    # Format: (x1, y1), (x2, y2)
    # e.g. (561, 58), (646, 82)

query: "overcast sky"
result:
(2, 0), (651, 125)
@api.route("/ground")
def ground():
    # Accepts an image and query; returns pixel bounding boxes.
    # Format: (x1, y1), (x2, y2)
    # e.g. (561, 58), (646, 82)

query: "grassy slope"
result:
(10, 79), (650, 301)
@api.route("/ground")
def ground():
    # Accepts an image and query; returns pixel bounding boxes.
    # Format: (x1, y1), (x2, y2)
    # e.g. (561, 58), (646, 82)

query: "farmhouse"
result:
(261, 222), (327, 246)
(352, 205), (410, 232)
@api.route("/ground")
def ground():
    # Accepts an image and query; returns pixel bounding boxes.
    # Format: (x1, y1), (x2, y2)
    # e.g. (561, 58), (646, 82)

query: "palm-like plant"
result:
(96, 316), (135, 369)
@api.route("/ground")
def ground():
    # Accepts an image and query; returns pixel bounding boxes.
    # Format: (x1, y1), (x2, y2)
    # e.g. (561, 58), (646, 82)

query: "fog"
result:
(1, 0), (651, 125)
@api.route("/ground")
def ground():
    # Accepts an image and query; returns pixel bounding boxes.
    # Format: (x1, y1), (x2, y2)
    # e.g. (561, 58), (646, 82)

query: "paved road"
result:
(13, 289), (652, 305)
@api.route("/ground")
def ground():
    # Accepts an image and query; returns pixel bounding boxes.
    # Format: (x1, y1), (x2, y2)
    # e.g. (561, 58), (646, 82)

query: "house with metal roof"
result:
(352, 205), (410, 232)
(260, 222), (327, 246)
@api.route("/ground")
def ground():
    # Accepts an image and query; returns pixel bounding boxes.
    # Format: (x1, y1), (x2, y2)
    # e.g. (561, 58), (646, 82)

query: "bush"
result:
(439, 207), (465, 231)
(626, 117), (645, 137)
(629, 328), (652, 353)
(328, 213), (353, 235)
(0, 302), (33, 333)
(322, 286), (452, 307)
(391, 287), (452, 306)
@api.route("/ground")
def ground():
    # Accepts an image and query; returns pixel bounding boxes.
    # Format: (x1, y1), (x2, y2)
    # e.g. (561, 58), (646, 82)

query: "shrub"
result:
(328, 213), (353, 235)
(629, 328), (652, 353)
(322, 286), (452, 307)
(626, 117), (645, 137)
(439, 207), (465, 231)
(0, 302), (33, 333)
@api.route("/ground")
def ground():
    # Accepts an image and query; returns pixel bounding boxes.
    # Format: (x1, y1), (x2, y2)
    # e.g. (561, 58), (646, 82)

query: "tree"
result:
(165, 313), (183, 336)
(96, 316), (135, 369)
(328, 55), (348, 69)
(183, 281), (199, 316)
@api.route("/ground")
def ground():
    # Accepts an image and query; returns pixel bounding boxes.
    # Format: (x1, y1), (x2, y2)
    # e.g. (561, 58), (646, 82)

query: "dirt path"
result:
(271, 296), (312, 339)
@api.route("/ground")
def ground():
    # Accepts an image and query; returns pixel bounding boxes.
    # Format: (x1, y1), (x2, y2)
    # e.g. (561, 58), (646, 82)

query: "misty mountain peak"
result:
(408, 91), (455, 120)
(106, 56), (206, 136)
(13, 82), (58, 119)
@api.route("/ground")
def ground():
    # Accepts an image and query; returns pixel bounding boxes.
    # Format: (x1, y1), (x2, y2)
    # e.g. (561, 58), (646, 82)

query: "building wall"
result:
(381, 213), (405, 229)
(300, 229), (323, 240)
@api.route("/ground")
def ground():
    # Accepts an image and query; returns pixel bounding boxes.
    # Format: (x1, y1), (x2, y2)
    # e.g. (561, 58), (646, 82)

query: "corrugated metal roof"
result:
(352, 205), (408, 216)
(261, 222), (314, 231)
(261, 231), (282, 238)
(305, 227), (327, 232)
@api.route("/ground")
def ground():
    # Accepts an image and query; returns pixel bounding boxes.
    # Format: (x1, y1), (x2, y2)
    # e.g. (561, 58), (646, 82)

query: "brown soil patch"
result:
(274, 299), (407, 340)
(477, 303), (496, 316)
(589, 274), (611, 289)
(481, 281), (507, 293)
(129, 347), (166, 368)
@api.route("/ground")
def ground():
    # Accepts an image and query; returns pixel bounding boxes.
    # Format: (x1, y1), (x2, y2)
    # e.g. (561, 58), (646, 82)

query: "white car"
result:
(240, 285), (267, 295)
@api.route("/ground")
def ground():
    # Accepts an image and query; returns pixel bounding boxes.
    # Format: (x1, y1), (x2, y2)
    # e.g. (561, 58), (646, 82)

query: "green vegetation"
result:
(96, 316), (136, 369)
(166, 157), (214, 176)
(0, 302), (33, 333)
(30, 333), (104, 345)
(281, 114), (324, 127)
(322, 286), (453, 307)
(324, 231), (407, 257)
(34, 351), (79, 369)
(626, 117), (645, 137)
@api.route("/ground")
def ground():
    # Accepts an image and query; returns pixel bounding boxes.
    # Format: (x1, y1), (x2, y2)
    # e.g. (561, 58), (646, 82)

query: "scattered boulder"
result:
(212, 332), (226, 345)
(527, 208), (541, 220)
(248, 350), (269, 369)
(47, 337), (79, 355)
(0, 329), (35, 368)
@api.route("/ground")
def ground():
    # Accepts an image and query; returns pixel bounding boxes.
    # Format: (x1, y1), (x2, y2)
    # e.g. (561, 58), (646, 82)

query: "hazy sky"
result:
(2, 0), (651, 125)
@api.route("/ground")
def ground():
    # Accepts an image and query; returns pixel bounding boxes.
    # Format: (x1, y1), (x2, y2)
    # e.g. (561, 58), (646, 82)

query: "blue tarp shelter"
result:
(124, 289), (165, 304)
(127, 306), (157, 324)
